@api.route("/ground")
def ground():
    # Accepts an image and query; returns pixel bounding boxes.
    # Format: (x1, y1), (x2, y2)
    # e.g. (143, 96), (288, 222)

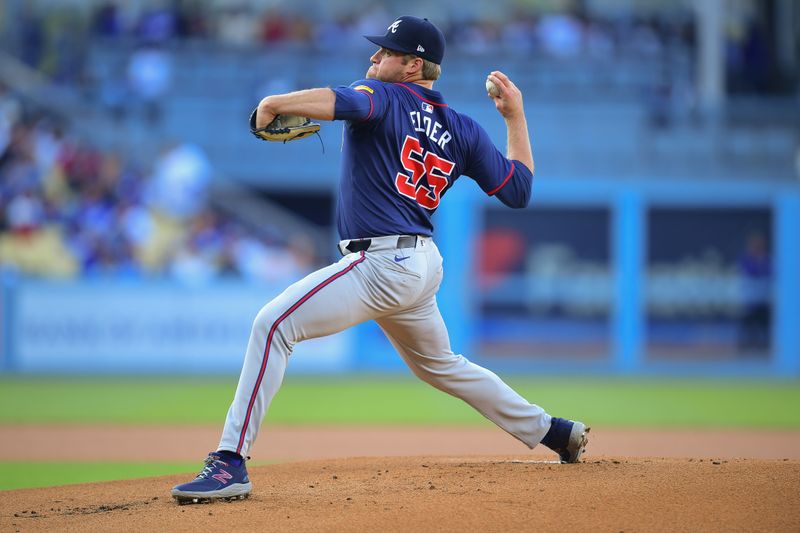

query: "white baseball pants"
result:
(218, 236), (551, 456)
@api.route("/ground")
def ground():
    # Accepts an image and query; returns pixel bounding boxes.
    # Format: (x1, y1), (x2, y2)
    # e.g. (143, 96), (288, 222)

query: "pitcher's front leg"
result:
(219, 252), (370, 456)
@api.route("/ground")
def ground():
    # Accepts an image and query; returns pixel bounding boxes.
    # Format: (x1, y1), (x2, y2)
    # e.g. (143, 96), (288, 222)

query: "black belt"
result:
(345, 235), (418, 253)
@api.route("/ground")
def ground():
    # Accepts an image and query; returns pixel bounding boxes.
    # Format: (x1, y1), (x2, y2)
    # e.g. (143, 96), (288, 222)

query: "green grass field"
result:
(2, 376), (798, 490)
(2, 376), (799, 428)
(0, 462), (199, 491)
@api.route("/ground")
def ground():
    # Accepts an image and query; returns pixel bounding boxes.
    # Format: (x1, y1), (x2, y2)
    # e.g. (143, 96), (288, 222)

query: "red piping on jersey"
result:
(395, 83), (448, 107)
(355, 88), (374, 121)
(235, 251), (366, 455)
(487, 162), (515, 196)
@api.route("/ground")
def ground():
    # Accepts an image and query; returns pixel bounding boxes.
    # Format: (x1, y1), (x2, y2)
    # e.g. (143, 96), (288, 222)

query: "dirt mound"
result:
(3, 456), (799, 532)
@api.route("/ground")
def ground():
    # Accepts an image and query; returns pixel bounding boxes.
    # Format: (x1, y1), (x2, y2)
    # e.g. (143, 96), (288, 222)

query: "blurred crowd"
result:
(3, 1), (703, 135)
(0, 83), (316, 282)
(0, 0), (790, 284)
(6, 1), (697, 85)
(86, 2), (695, 59)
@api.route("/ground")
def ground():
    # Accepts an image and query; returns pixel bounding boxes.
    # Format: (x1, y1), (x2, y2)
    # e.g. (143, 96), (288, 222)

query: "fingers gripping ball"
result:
(249, 108), (321, 143)
(485, 79), (500, 98)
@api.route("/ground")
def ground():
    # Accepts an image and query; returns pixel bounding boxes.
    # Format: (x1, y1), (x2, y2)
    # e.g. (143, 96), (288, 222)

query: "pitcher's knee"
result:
(252, 303), (294, 342)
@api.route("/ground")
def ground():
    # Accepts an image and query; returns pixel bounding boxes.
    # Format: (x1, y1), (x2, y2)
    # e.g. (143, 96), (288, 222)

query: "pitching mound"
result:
(3, 456), (799, 532)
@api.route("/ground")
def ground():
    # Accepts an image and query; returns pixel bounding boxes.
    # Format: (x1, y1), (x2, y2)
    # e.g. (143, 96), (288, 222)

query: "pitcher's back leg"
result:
(377, 296), (551, 449)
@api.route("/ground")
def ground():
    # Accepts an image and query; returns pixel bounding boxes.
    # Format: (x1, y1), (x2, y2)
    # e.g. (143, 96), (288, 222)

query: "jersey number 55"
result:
(395, 135), (455, 210)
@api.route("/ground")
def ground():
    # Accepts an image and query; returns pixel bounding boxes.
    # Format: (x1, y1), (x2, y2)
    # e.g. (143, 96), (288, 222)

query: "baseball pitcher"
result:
(172, 15), (589, 504)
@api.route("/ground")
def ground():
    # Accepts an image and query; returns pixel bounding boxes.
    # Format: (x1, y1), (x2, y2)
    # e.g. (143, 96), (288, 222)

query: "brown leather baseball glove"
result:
(249, 108), (321, 143)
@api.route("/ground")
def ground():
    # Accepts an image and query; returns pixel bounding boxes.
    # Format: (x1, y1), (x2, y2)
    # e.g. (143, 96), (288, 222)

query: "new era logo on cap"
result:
(364, 16), (446, 65)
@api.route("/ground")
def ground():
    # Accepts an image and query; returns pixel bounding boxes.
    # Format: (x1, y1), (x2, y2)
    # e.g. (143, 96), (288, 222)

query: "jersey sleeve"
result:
(463, 118), (533, 207)
(332, 79), (390, 123)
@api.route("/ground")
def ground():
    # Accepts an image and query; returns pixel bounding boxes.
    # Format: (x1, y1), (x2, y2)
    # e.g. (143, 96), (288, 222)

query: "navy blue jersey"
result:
(332, 79), (532, 240)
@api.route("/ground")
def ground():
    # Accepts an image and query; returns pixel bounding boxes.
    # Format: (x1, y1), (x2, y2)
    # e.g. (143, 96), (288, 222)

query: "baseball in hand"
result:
(485, 79), (500, 97)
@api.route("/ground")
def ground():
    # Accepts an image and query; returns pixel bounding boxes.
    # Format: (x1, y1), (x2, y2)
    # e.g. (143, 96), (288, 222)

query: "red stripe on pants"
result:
(236, 252), (366, 454)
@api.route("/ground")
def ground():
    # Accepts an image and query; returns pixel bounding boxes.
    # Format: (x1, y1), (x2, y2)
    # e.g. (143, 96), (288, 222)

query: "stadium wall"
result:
(1, 179), (797, 377)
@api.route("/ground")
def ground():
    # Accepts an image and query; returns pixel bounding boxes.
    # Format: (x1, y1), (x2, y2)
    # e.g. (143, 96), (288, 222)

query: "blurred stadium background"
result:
(0, 0), (798, 379)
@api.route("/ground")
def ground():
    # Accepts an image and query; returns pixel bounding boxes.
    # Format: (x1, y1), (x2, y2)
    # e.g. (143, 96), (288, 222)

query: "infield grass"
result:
(0, 462), (201, 491)
(1, 376), (799, 428)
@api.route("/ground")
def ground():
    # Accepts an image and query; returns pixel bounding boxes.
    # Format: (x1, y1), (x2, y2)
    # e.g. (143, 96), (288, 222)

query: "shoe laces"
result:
(195, 454), (225, 480)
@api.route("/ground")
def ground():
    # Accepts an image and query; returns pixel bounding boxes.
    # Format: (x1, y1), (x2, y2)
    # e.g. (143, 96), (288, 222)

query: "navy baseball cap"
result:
(364, 16), (445, 65)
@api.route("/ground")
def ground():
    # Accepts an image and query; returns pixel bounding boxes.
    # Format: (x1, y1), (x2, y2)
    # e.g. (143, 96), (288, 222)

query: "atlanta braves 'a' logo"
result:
(388, 20), (402, 33)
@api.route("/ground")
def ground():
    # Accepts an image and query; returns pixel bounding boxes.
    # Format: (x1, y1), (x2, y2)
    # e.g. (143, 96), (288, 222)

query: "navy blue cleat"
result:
(171, 452), (252, 504)
(540, 417), (590, 464)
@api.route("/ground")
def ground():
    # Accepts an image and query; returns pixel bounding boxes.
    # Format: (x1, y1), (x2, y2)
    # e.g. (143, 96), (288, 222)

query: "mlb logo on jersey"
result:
(421, 102), (433, 113)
